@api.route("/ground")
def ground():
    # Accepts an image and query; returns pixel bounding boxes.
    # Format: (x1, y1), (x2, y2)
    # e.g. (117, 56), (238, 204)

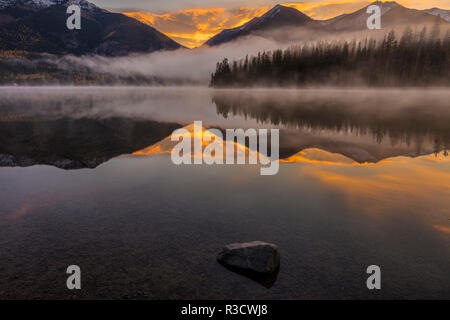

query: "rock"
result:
(217, 241), (280, 274)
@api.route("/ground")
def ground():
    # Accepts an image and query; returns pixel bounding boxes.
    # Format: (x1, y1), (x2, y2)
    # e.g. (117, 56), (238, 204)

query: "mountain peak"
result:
(204, 4), (313, 46)
(0, 0), (59, 9)
(370, 1), (400, 6)
(258, 4), (312, 23)
(0, 0), (17, 9)
(0, 0), (94, 10)
(264, 4), (304, 16)
(0, 0), (182, 55)
(261, 4), (287, 19)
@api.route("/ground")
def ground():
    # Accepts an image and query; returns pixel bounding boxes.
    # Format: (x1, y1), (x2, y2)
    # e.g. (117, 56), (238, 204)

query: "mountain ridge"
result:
(203, 2), (449, 47)
(424, 8), (450, 22)
(1, 1), (449, 56)
(0, 0), (184, 56)
(204, 4), (315, 47)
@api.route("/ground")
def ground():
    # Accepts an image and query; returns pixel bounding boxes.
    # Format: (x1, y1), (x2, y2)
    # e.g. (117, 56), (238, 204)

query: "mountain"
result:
(204, 2), (449, 46)
(0, 0), (183, 56)
(327, 1), (446, 31)
(0, 116), (182, 169)
(204, 4), (315, 47)
(0, 116), (437, 169)
(0, 0), (60, 10)
(423, 8), (450, 22)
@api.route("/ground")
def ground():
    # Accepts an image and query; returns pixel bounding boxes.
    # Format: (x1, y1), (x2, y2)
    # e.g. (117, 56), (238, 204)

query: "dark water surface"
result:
(0, 87), (449, 299)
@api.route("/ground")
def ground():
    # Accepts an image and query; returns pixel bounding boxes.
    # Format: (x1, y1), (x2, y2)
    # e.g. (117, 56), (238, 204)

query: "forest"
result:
(210, 26), (450, 87)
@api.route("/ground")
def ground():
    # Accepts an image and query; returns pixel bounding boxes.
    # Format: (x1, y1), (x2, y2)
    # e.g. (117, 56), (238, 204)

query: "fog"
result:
(48, 23), (448, 85)
(56, 36), (285, 84)
(1, 86), (449, 162)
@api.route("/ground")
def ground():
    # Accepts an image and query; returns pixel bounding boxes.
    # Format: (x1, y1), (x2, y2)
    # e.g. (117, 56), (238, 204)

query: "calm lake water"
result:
(0, 87), (449, 299)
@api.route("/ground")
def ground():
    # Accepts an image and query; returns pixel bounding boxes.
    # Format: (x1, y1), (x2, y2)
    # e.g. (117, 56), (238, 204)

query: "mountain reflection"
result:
(0, 117), (181, 169)
(212, 89), (450, 156)
(1, 87), (449, 169)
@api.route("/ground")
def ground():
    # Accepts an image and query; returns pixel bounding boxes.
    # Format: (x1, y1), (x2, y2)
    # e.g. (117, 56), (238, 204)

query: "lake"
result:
(0, 86), (449, 299)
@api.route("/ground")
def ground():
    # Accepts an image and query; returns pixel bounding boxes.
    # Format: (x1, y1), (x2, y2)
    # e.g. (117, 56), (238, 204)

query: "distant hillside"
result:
(204, 2), (449, 46)
(423, 8), (450, 22)
(328, 1), (445, 31)
(0, 0), (183, 56)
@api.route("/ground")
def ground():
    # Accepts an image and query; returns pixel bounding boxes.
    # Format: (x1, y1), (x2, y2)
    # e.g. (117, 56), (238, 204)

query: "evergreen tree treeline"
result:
(210, 26), (450, 87)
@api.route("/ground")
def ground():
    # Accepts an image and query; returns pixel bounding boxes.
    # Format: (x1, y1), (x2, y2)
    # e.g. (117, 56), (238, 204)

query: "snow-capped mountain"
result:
(204, 4), (314, 46)
(0, 0), (16, 9)
(0, 0), (59, 9)
(326, 1), (398, 30)
(326, 1), (445, 31)
(0, 0), (101, 10)
(423, 8), (450, 22)
(204, 2), (449, 47)
(24, 0), (59, 8)
(0, 0), (183, 56)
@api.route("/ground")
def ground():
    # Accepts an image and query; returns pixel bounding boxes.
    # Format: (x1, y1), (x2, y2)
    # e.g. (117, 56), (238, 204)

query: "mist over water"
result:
(1, 86), (449, 164)
(1, 0), (450, 301)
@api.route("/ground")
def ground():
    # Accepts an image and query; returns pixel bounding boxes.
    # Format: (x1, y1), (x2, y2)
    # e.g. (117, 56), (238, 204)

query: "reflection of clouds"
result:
(434, 225), (450, 234)
(9, 203), (32, 220)
(299, 152), (450, 233)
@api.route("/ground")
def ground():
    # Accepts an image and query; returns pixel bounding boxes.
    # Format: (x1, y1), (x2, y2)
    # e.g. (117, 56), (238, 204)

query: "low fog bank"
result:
(1, 24), (448, 86)
(58, 27), (388, 83)
(57, 37), (285, 84)
(57, 24), (450, 85)
(1, 86), (449, 157)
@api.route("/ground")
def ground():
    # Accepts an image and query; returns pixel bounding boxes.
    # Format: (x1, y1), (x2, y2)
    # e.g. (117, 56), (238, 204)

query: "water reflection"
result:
(0, 87), (449, 299)
(1, 87), (449, 169)
(212, 89), (450, 156)
(298, 150), (450, 220)
(0, 117), (181, 169)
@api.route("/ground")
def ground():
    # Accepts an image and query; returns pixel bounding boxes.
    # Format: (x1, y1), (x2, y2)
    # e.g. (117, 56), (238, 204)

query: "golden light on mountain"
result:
(283, 1), (370, 19)
(124, 6), (271, 48)
(123, 1), (450, 48)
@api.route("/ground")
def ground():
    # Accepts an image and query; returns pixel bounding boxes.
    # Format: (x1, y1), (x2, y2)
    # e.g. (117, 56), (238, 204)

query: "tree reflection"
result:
(212, 90), (450, 156)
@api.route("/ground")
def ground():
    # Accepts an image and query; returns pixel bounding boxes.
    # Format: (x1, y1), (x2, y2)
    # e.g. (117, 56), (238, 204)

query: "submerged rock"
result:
(217, 241), (280, 274)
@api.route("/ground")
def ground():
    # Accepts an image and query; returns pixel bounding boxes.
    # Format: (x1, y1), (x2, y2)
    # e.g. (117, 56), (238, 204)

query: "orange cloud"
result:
(284, 1), (370, 19)
(434, 225), (450, 234)
(124, 6), (270, 48)
(124, 1), (450, 48)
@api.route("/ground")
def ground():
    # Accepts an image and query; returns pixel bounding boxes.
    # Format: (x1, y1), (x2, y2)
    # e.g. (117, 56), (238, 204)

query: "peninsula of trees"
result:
(210, 27), (450, 87)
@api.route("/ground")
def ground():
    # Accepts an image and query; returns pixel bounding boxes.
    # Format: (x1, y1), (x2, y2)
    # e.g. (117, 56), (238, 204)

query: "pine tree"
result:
(210, 28), (450, 87)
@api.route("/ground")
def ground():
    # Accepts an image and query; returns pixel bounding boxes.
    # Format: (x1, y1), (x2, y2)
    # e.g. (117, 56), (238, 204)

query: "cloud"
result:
(91, 0), (450, 14)
(120, 1), (450, 48)
(123, 6), (271, 48)
(59, 36), (285, 83)
(302, 152), (450, 219)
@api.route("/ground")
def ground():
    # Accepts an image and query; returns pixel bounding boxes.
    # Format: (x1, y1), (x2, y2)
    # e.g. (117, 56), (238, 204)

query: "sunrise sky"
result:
(90, 0), (450, 47)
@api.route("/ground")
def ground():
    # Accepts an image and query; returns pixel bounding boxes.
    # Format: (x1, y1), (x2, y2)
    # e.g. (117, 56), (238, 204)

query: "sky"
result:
(90, 0), (450, 47)
(91, 0), (450, 13)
